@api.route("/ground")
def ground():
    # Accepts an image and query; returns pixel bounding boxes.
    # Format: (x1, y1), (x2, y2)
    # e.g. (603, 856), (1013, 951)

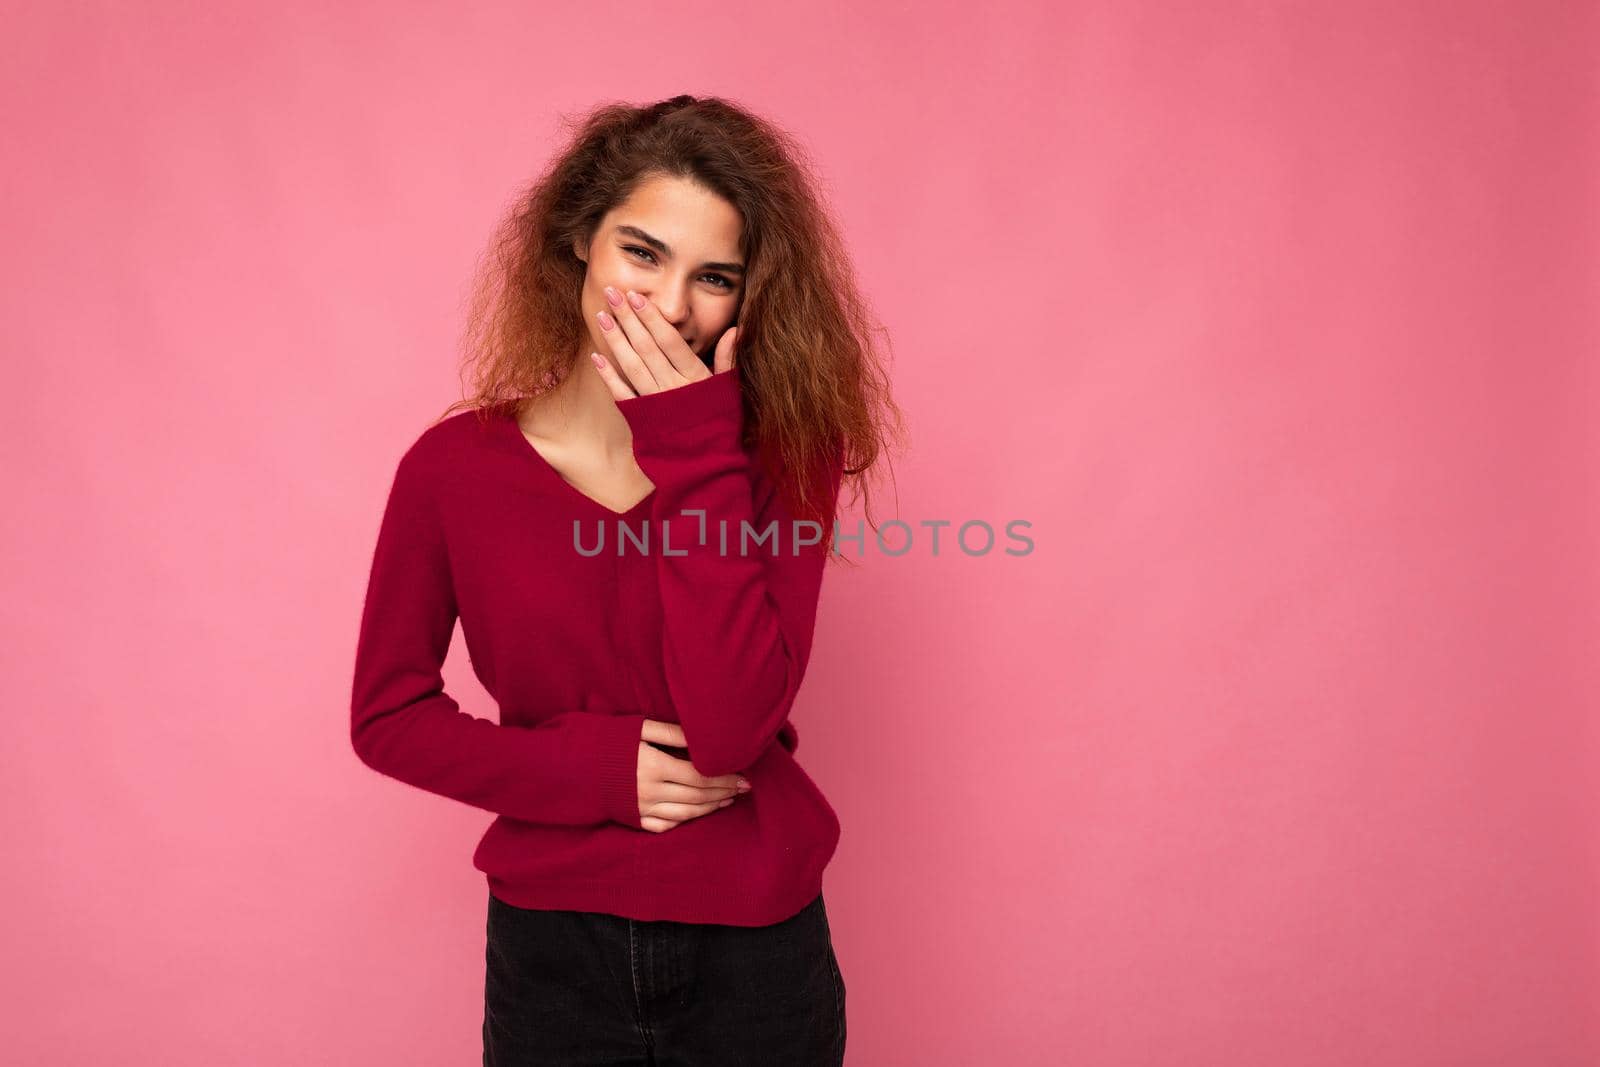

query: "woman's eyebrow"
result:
(615, 224), (745, 275)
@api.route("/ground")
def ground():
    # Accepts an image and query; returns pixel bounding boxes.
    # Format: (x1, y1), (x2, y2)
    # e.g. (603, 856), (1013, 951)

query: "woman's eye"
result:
(624, 247), (734, 291)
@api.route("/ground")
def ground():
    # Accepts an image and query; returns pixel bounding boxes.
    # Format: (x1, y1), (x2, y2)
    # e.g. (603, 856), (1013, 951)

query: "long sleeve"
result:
(616, 369), (841, 778)
(350, 441), (646, 828)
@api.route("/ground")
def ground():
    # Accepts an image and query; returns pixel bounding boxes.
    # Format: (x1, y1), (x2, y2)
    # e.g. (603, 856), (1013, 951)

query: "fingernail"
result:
(736, 779), (751, 792)
(604, 286), (622, 306)
(597, 310), (615, 330)
(627, 289), (645, 309)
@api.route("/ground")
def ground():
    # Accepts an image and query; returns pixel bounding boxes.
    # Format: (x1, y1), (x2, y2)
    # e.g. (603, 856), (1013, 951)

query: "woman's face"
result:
(575, 173), (746, 374)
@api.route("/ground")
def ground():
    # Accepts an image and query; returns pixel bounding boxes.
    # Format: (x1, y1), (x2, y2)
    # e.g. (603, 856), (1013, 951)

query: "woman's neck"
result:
(518, 349), (635, 462)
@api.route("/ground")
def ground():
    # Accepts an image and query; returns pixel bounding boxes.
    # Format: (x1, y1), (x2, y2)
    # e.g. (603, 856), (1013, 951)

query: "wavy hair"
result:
(436, 94), (907, 560)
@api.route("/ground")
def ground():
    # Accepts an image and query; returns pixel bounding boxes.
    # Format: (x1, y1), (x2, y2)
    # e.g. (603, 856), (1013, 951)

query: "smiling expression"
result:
(574, 173), (746, 367)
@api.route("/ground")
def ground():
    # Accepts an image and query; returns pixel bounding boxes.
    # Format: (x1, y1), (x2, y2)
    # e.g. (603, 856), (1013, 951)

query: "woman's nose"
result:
(649, 294), (690, 325)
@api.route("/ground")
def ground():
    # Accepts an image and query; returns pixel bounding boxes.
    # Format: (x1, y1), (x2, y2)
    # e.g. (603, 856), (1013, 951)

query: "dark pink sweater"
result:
(350, 368), (844, 926)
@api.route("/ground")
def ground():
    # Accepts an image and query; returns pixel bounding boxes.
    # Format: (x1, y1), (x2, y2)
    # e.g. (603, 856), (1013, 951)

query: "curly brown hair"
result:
(435, 94), (907, 560)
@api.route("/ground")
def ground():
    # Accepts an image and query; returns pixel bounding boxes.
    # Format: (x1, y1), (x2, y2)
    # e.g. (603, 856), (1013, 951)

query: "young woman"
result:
(351, 94), (904, 1065)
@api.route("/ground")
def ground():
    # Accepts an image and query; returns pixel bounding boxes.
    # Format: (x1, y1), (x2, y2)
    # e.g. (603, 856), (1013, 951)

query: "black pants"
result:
(483, 890), (847, 1066)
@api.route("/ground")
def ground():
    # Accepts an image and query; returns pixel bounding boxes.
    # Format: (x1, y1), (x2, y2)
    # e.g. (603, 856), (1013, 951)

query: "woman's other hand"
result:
(636, 718), (751, 833)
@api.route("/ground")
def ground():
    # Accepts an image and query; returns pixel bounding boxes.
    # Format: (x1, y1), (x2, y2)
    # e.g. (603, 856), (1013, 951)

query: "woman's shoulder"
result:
(415, 404), (508, 452)
(396, 405), (508, 477)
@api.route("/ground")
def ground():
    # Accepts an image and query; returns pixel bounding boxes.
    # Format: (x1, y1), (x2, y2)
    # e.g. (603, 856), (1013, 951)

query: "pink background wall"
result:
(5, 2), (1595, 1063)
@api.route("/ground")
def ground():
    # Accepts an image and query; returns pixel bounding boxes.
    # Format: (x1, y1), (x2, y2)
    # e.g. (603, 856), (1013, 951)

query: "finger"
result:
(639, 806), (733, 833)
(596, 307), (659, 394)
(624, 289), (708, 383)
(589, 351), (637, 402)
(643, 798), (739, 824)
(640, 719), (687, 747)
(713, 325), (738, 375)
(649, 778), (743, 804)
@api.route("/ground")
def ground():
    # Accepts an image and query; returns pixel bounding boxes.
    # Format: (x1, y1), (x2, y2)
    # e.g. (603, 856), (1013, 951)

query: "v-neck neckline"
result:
(501, 406), (657, 518)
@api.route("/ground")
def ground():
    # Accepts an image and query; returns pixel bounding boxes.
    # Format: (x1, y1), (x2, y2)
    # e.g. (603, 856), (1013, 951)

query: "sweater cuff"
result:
(615, 368), (744, 456)
(590, 713), (646, 830)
